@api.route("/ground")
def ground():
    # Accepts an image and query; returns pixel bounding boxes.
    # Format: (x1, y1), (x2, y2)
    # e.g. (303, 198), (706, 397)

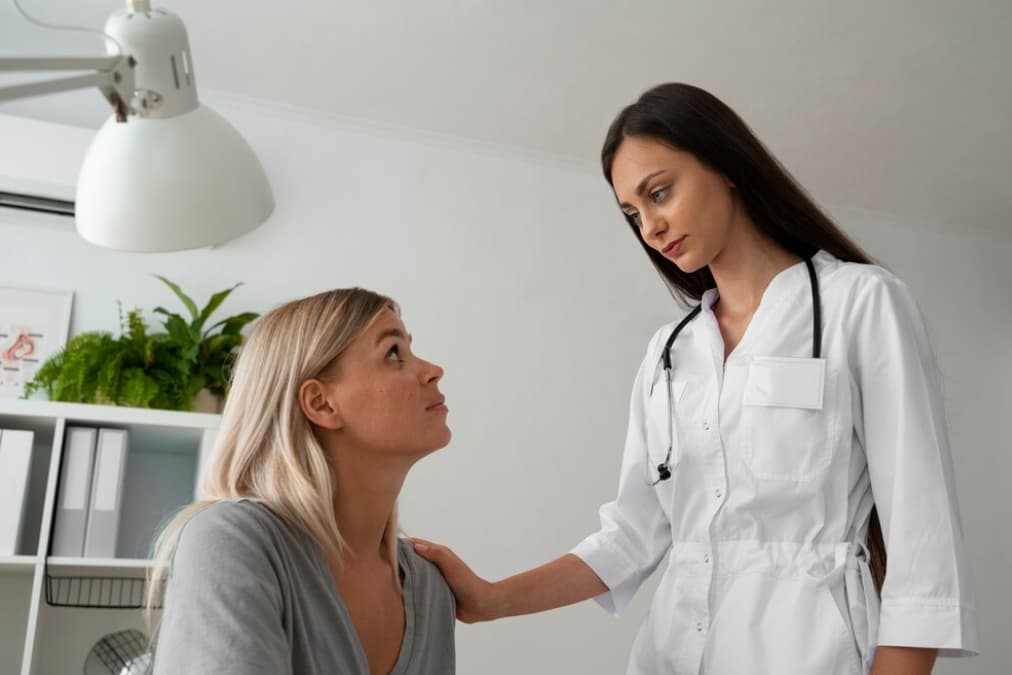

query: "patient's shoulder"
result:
(398, 538), (455, 613)
(173, 498), (292, 573)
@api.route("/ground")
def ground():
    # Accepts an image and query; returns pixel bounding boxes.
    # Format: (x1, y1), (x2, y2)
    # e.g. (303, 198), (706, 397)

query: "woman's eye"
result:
(650, 187), (668, 203)
(627, 212), (642, 227)
(386, 345), (403, 363)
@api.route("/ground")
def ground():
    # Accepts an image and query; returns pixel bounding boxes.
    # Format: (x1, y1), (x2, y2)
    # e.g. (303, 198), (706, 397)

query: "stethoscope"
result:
(646, 256), (823, 486)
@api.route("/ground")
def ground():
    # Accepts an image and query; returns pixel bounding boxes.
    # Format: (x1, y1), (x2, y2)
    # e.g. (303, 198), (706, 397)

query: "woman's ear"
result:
(299, 378), (344, 430)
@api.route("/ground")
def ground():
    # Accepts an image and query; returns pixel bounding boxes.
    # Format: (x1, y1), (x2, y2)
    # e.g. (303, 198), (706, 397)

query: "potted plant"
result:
(23, 276), (257, 412)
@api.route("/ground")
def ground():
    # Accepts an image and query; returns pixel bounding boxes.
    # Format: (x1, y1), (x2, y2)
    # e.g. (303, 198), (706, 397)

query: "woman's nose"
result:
(420, 359), (444, 384)
(640, 211), (667, 242)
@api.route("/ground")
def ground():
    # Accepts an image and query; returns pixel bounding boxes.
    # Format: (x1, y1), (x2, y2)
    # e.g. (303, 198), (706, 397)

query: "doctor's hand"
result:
(408, 538), (495, 623)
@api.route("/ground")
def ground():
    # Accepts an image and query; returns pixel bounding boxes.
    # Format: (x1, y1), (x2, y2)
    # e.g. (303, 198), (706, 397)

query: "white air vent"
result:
(0, 189), (74, 216)
(0, 113), (93, 230)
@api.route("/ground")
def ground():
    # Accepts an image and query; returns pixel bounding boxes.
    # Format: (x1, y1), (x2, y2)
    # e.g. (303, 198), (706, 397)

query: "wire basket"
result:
(84, 628), (153, 675)
(45, 567), (161, 609)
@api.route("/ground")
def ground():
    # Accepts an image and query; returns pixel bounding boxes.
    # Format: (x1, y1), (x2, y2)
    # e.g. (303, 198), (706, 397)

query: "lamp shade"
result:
(75, 103), (274, 252)
(73, 2), (274, 252)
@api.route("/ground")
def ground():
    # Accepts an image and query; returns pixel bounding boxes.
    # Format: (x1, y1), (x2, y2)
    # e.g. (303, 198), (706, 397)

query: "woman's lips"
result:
(663, 235), (686, 256)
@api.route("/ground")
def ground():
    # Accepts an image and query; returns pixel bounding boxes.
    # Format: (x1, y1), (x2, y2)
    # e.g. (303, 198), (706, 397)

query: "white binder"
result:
(82, 428), (129, 558)
(51, 427), (98, 557)
(0, 429), (35, 556)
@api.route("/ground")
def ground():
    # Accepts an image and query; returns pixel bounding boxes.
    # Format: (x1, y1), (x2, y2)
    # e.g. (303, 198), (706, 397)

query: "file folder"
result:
(51, 426), (98, 557)
(83, 428), (128, 558)
(0, 429), (35, 555)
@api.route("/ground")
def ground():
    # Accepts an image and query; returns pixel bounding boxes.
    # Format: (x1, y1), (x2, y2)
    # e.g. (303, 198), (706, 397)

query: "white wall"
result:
(2, 106), (1007, 674)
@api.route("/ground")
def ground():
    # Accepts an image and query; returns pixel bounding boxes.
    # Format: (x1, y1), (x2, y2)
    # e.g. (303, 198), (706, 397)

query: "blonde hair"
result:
(145, 287), (399, 633)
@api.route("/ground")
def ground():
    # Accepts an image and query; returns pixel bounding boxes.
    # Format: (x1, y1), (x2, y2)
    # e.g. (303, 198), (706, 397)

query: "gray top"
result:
(152, 499), (455, 674)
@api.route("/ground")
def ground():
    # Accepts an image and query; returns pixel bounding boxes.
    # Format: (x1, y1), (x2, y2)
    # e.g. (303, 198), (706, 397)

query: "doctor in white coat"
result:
(411, 83), (978, 675)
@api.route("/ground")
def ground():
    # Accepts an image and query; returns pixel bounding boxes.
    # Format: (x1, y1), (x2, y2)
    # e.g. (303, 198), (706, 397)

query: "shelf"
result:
(0, 555), (38, 574)
(0, 399), (220, 429)
(47, 557), (152, 577)
(0, 396), (212, 669)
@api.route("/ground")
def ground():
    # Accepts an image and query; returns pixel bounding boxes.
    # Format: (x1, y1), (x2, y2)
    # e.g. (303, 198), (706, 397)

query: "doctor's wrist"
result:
(481, 580), (509, 621)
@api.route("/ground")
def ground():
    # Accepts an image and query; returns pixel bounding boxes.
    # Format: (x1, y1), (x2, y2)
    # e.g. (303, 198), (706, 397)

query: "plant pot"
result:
(190, 388), (223, 414)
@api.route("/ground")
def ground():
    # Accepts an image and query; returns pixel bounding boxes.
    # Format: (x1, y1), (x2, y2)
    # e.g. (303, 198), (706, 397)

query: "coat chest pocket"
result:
(742, 357), (839, 482)
(646, 377), (687, 471)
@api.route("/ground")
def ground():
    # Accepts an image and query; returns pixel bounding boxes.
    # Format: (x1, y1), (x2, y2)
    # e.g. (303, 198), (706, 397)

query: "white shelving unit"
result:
(0, 399), (219, 675)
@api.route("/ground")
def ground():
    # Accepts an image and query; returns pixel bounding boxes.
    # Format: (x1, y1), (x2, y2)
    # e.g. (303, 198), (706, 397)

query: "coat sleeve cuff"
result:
(570, 534), (643, 616)
(877, 597), (979, 657)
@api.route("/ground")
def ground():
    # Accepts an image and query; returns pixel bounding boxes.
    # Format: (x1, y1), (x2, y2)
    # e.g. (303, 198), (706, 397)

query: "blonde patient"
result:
(147, 288), (455, 675)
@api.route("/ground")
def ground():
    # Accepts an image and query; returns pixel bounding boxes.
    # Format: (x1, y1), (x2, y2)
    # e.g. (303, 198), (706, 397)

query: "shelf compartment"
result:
(33, 600), (157, 675)
(47, 421), (208, 561)
(0, 416), (57, 557)
(0, 555), (38, 575)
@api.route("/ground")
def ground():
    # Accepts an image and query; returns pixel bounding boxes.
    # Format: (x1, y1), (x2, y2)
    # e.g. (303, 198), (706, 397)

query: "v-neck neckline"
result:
(319, 542), (416, 675)
(702, 253), (815, 368)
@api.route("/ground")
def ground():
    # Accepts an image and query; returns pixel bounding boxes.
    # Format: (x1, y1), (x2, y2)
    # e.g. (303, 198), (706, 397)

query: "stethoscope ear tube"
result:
(805, 256), (822, 359)
(661, 305), (702, 370)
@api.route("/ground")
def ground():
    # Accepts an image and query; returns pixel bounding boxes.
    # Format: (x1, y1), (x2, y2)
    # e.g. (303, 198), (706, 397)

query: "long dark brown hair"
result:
(602, 82), (886, 590)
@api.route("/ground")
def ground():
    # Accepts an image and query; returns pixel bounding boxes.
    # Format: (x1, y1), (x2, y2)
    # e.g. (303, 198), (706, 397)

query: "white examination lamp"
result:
(0, 0), (274, 252)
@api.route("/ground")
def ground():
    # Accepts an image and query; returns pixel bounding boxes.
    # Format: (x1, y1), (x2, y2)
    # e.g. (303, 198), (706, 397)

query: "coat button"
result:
(703, 421), (711, 431)
(715, 488), (723, 499)
(703, 553), (710, 564)
(696, 622), (704, 632)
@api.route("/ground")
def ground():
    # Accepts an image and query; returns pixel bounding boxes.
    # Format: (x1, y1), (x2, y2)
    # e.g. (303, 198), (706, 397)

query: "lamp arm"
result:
(0, 56), (121, 71)
(0, 54), (136, 121)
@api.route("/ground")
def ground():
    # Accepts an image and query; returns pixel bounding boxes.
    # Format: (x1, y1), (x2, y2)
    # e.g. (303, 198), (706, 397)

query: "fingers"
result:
(406, 536), (433, 549)
(405, 537), (446, 560)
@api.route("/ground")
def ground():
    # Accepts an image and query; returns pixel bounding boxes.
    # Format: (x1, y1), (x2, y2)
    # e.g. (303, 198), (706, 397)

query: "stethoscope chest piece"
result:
(656, 463), (672, 481)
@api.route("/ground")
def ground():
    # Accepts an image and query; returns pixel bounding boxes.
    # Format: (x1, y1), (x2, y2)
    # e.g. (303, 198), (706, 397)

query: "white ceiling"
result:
(2, 0), (1010, 234)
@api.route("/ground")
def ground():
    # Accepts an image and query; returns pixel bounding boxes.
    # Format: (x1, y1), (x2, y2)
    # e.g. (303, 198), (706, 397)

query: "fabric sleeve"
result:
(570, 329), (672, 615)
(152, 502), (291, 674)
(851, 272), (978, 657)
(400, 541), (457, 672)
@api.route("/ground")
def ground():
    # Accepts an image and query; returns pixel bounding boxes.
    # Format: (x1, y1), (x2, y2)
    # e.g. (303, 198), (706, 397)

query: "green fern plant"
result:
(23, 277), (257, 411)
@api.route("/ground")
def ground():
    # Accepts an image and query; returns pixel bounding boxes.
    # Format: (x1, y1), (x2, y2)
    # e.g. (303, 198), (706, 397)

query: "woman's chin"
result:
(674, 254), (707, 276)
(417, 426), (453, 455)
(436, 426), (453, 449)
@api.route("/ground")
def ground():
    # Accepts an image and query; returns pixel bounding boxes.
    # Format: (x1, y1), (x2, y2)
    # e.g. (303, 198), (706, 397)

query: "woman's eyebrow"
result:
(619, 170), (667, 209)
(375, 329), (413, 346)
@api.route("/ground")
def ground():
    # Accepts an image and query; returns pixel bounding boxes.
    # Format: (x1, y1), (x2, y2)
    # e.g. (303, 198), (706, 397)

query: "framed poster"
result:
(0, 286), (74, 399)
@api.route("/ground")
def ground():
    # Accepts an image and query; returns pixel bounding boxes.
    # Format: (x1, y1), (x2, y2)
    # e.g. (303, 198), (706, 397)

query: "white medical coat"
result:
(571, 250), (978, 675)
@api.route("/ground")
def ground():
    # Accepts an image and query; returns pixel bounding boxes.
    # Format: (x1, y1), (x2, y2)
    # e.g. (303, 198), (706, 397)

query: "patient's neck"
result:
(329, 444), (413, 566)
